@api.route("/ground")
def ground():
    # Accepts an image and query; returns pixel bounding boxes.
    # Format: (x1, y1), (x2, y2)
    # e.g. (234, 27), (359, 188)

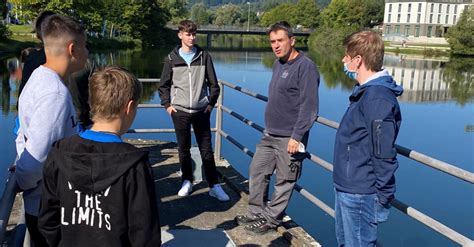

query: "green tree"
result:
(190, 3), (210, 25)
(160, 0), (188, 24)
(260, 3), (294, 27)
(292, 0), (320, 28)
(446, 7), (474, 56)
(213, 4), (242, 26)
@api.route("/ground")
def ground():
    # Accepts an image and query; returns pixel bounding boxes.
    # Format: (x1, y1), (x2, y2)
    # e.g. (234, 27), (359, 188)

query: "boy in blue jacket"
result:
(333, 31), (403, 246)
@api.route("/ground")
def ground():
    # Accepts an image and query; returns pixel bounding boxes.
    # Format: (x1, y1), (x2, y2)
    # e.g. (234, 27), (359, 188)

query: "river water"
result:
(0, 40), (472, 246)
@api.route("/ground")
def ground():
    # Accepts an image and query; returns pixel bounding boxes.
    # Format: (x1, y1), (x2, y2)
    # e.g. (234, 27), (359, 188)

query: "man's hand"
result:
(166, 106), (177, 115)
(287, 138), (299, 154)
(204, 105), (213, 113)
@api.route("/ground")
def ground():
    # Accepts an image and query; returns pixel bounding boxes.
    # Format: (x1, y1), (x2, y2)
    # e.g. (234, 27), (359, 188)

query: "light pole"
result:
(247, 2), (250, 32)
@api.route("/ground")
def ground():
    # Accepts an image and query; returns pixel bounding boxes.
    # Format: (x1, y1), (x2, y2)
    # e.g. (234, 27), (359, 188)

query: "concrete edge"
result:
(216, 159), (322, 247)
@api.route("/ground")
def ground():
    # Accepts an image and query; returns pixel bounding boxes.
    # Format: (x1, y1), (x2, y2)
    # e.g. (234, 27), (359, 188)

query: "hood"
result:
(50, 135), (148, 194)
(351, 70), (404, 98)
(170, 44), (203, 62)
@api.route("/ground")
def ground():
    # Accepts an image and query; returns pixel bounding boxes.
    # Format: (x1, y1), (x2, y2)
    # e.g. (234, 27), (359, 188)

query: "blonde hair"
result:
(343, 31), (384, 72)
(89, 66), (142, 121)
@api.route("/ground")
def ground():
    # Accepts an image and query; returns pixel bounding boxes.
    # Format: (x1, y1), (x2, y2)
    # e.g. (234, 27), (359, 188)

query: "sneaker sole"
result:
(209, 192), (229, 201)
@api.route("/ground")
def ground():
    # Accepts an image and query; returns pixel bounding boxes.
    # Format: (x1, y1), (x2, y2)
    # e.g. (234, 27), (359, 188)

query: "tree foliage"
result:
(446, 7), (474, 56)
(260, 0), (319, 28)
(190, 3), (210, 25)
(5, 0), (175, 47)
(213, 4), (242, 26)
(320, 0), (384, 29)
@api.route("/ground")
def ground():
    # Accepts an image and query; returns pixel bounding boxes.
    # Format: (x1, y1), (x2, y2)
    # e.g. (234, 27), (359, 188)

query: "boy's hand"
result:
(287, 138), (299, 154)
(167, 106), (177, 115)
(204, 105), (213, 113)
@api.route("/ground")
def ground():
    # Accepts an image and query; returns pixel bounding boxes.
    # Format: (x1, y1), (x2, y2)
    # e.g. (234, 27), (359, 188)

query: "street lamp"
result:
(247, 2), (250, 32)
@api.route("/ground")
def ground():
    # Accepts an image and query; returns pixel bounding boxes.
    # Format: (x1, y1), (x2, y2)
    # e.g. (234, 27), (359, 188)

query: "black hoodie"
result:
(38, 135), (161, 247)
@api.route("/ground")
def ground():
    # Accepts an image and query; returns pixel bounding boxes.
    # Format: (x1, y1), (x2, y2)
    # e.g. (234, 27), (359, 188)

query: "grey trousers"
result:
(247, 134), (307, 227)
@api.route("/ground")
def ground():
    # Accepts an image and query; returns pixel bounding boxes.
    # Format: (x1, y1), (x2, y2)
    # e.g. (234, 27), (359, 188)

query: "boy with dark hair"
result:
(18, 10), (94, 130)
(38, 66), (161, 247)
(334, 30), (403, 246)
(158, 19), (229, 201)
(15, 14), (88, 246)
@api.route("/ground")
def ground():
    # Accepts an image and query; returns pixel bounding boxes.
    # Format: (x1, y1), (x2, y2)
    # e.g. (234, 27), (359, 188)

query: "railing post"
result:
(214, 80), (224, 160)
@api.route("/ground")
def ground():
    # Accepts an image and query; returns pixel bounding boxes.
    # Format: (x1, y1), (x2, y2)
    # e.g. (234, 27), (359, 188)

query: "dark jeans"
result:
(25, 213), (49, 247)
(334, 189), (390, 247)
(171, 109), (218, 187)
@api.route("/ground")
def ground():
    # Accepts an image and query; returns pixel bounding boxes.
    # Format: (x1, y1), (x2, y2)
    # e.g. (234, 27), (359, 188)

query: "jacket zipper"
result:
(187, 51), (202, 110)
(375, 120), (382, 156)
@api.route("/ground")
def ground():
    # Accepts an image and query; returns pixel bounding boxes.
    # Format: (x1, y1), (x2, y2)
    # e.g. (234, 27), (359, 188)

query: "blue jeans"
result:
(335, 189), (390, 247)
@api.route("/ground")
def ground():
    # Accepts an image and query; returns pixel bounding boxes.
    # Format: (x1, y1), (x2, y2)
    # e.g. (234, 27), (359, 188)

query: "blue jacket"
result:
(333, 71), (403, 205)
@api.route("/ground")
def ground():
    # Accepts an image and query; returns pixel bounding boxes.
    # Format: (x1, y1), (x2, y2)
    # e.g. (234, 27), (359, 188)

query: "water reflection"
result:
(310, 49), (473, 105)
(1, 49), (473, 115)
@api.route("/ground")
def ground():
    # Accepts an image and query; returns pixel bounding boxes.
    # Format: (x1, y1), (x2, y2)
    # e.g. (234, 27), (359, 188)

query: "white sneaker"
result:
(178, 180), (192, 197)
(209, 184), (230, 201)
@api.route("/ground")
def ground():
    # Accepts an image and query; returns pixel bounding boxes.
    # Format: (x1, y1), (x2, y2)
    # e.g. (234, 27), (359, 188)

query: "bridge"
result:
(168, 25), (312, 47)
(1, 79), (473, 246)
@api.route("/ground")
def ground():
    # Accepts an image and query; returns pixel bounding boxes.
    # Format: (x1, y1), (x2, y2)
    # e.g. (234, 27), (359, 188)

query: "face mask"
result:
(343, 63), (358, 80)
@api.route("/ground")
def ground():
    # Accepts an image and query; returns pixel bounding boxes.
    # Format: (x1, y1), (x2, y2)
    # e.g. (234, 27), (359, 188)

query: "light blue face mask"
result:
(343, 63), (358, 80)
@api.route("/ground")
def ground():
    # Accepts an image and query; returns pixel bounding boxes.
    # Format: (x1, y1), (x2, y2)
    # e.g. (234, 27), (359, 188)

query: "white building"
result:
(383, 0), (473, 41)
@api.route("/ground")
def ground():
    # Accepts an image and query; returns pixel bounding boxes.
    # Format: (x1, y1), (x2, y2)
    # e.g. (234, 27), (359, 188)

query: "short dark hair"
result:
(34, 10), (55, 41)
(41, 14), (85, 42)
(266, 21), (294, 38)
(178, 20), (197, 33)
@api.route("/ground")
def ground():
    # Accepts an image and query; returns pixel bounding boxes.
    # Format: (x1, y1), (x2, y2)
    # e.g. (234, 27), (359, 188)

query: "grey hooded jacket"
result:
(158, 45), (220, 113)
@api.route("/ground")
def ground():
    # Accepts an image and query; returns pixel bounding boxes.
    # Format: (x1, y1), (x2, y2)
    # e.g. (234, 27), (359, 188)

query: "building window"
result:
(405, 26), (410, 36)
(415, 26), (420, 37)
(453, 15), (457, 23)
(431, 4), (434, 12)
(398, 4), (402, 12)
(447, 5), (450, 12)
(385, 25), (391, 34)
(407, 14), (411, 22)
(437, 14), (441, 23)
(389, 4), (392, 12)
(454, 5), (457, 13)
(418, 3), (422, 12)
(388, 14), (391, 22)
(430, 14), (433, 23)
(397, 14), (401, 23)
(396, 25), (400, 33)
(439, 4), (442, 13)
(417, 14), (421, 22)
(445, 15), (449, 24)
(427, 26), (433, 37)
(408, 3), (412, 12)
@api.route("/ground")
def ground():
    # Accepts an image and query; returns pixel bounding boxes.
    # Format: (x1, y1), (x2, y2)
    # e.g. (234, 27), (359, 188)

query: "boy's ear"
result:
(67, 42), (75, 57)
(125, 100), (136, 115)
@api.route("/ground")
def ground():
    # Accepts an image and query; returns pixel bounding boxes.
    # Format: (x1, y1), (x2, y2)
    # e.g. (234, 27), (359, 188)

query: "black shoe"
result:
(244, 217), (275, 235)
(234, 215), (261, 226)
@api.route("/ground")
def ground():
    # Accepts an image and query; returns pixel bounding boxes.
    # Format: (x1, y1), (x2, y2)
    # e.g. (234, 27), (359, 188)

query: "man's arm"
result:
(126, 160), (161, 246)
(204, 52), (220, 108)
(291, 60), (319, 142)
(38, 154), (62, 247)
(363, 98), (400, 206)
(16, 93), (72, 190)
(158, 56), (173, 109)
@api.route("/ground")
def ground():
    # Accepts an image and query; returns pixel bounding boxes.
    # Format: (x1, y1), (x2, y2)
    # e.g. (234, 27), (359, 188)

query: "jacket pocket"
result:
(372, 120), (397, 159)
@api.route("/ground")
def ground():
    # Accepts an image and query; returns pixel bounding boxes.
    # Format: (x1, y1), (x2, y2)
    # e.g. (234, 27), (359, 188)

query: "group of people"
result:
(13, 10), (402, 247)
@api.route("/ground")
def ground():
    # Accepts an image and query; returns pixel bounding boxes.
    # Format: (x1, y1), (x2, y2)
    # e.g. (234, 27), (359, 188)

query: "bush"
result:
(0, 22), (11, 41)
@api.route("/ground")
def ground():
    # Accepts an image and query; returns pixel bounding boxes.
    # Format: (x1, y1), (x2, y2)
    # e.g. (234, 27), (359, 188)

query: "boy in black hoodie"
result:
(38, 66), (161, 247)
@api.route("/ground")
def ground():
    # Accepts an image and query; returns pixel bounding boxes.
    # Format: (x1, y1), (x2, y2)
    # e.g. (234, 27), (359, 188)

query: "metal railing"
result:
(215, 80), (473, 246)
(1, 78), (473, 246)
